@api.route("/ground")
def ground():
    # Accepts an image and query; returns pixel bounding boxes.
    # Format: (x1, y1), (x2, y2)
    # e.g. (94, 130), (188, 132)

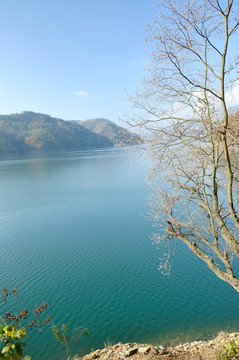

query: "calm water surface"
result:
(0, 148), (239, 360)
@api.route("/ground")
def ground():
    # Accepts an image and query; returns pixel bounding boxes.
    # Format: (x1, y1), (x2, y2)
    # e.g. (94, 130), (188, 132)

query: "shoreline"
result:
(82, 332), (239, 360)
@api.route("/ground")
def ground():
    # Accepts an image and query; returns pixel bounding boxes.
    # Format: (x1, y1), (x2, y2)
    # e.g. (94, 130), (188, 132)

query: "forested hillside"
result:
(0, 112), (141, 154)
(78, 118), (142, 146)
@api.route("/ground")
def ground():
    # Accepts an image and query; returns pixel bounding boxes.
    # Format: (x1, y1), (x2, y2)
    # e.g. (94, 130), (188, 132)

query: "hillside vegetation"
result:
(79, 118), (141, 146)
(0, 112), (141, 154)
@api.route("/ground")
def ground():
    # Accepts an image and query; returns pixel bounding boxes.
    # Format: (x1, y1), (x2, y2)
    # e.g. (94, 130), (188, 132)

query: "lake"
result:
(0, 147), (239, 360)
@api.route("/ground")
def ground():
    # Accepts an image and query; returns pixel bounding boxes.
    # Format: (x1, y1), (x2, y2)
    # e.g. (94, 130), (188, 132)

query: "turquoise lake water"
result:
(0, 147), (239, 360)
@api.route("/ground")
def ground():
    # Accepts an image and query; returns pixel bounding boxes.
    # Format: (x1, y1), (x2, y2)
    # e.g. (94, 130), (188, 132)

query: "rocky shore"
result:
(82, 332), (239, 360)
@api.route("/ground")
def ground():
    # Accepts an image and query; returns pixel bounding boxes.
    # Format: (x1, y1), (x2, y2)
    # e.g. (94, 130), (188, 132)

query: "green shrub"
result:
(0, 285), (50, 360)
(0, 324), (30, 360)
(217, 338), (239, 360)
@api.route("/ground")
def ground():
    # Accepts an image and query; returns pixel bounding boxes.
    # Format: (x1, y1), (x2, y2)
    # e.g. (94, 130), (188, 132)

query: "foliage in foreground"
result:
(52, 323), (88, 360)
(0, 325), (30, 360)
(1, 285), (88, 360)
(217, 338), (239, 360)
(0, 285), (50, 360)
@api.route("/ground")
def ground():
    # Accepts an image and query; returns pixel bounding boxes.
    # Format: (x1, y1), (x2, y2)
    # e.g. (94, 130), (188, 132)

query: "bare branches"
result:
(127, 0), (239, 292)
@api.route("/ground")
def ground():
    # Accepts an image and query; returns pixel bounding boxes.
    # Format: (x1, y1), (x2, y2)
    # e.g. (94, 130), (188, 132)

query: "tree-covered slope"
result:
(78, 118), (142, 146)
(0, 112), (113, 153)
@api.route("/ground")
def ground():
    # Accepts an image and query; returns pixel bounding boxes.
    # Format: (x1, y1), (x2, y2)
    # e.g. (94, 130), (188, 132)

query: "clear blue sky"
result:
(0, 0), (158, 123)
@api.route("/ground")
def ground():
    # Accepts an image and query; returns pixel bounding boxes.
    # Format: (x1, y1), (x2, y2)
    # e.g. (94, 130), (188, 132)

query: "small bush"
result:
(0, 285), (50, 360)
(217, 338), (239, 360)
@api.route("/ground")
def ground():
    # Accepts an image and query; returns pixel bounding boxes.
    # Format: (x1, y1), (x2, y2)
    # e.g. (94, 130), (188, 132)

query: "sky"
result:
(0, 0), (158, 123)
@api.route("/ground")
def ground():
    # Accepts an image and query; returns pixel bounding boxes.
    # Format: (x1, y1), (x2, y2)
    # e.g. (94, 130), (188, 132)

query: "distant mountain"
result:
(78, 118), (142, 146)
(0, 112), (141, 154)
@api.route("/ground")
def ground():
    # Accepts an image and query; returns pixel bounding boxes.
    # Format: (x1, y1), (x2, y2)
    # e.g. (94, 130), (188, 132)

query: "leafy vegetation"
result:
(0, 285), (50, 360)
(0, 325), (30, 360)
(217, 338), (239, 360)
(1, 286), (88, 360)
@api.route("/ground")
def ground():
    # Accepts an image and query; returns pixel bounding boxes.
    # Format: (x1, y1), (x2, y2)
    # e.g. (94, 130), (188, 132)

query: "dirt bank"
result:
(82, 332), (239, 360)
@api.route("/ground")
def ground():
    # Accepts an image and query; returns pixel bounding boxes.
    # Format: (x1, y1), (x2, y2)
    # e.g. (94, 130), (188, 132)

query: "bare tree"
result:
(127, 0), (239, 292)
